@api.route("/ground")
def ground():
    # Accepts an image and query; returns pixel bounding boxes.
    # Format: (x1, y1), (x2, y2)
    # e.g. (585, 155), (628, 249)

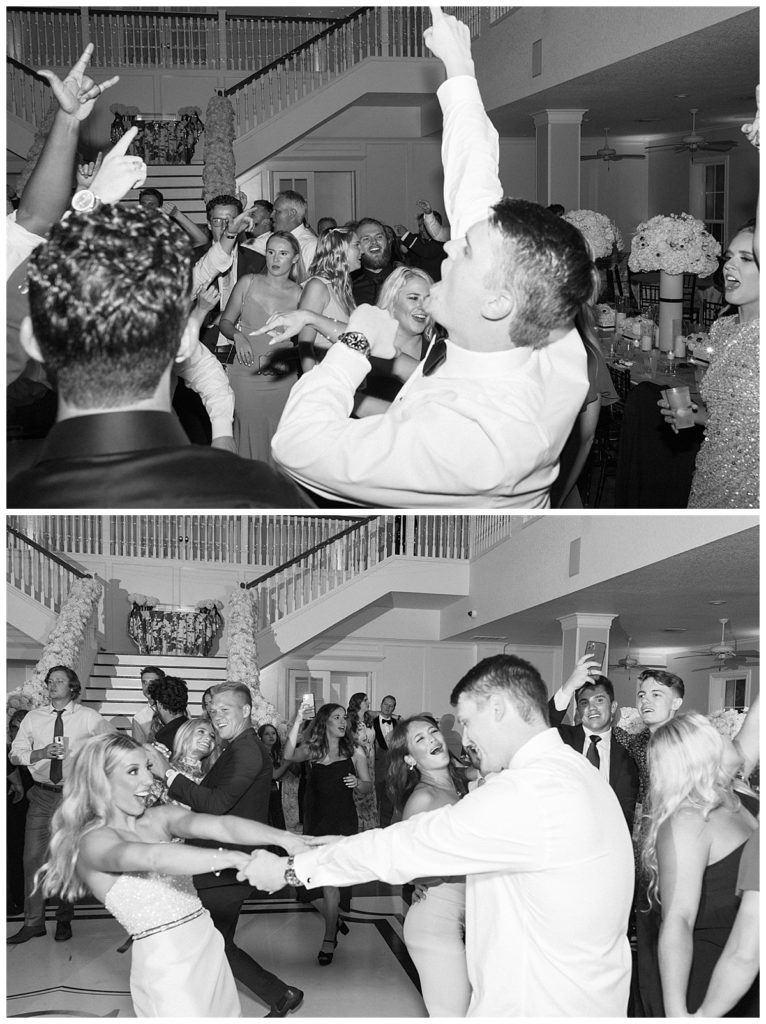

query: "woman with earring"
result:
(283, 701), (371, 965)
(386, 714), (471, 1016)
(346, 692), (377, 830)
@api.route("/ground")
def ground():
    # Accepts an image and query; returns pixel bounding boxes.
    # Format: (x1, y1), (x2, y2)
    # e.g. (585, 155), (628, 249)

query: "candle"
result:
(615, 312), (627, 332)
(640, 334), (653, 352)
(673, 336), (686, 358)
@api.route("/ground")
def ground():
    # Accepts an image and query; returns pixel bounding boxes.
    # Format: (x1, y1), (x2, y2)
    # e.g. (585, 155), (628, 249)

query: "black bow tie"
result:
(381, 718), (394, 725)
(422, 338), (447, 376)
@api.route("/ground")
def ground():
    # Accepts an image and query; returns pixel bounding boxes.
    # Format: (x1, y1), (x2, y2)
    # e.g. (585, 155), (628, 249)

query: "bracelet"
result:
(284, 855), (302, 888)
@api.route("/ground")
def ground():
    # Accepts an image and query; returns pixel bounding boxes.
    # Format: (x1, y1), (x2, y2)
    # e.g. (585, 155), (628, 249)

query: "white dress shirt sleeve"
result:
(192, 240), (234, 293)
(175, 339), (235, 439)
(437, 76), (504, 241)
(6, 211), (44, 279)
(9, 714), (34, 766)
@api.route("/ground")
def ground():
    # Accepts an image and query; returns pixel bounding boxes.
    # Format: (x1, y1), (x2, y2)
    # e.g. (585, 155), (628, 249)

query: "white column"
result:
(557, 612), (618, 719)
(531, 109), (588, 211)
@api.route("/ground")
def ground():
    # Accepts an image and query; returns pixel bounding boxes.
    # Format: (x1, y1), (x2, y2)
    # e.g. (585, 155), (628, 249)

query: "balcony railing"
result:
(7, 524), (92, 614)
(6, 7), (337, 71)
(7, 54), (49, 126)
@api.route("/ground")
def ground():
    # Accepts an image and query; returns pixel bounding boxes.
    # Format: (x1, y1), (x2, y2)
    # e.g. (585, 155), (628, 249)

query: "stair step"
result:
(94, 654), (226, 669)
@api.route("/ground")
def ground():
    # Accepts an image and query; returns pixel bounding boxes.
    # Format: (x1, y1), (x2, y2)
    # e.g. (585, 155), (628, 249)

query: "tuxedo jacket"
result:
(548, 699), (639, 829)
(372, 713), (401, 777)
(168, 726), (272, 887)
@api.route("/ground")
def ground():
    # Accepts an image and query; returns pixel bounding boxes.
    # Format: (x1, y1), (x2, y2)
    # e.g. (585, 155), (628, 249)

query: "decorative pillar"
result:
(531, 109), (588, 211)
(557, 612), (618, 722)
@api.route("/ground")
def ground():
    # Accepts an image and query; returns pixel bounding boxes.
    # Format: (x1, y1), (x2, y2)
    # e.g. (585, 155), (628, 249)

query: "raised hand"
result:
(229, 208), (254, 236)
(346, 304), (398, 359)
(163, 200), (177, 218)
(741, 85), (759, 149)
(561, 654), (603, 698)
(416, 199), (433, 215)
(39, 43), (119, 122)
(250, 309), (308, 341)
(89, 127), (147, 202)
(76, 151), (103, 188)
(194, 284), (219, 313)
(423, 6), (475, 78)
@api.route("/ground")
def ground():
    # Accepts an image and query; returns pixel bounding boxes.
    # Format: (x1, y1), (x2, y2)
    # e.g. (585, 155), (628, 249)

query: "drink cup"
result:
(664, 385), (694, 429)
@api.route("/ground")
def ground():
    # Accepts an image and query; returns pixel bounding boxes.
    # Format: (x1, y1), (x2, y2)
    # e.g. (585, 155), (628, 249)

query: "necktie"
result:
(422, 338), (447, 376)
(586, 734), (601, 769)
(50, 710), (65, 784)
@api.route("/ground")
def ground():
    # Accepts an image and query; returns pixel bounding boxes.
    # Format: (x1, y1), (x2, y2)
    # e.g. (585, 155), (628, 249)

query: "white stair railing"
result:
(6, 524), (92, 614)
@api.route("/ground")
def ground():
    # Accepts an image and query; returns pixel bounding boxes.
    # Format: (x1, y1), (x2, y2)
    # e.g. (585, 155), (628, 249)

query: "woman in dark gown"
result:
(284, 701), (371, 965)
(642, 712), (758, 1016)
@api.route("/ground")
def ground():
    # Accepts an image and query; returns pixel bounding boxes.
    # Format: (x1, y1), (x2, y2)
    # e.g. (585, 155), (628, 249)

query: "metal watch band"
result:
(337, 331), (371, 358)
(284, 855), (302, 887)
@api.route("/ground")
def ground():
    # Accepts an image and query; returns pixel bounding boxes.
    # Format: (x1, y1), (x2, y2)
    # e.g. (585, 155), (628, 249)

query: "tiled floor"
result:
(6, 885), (427, 1018)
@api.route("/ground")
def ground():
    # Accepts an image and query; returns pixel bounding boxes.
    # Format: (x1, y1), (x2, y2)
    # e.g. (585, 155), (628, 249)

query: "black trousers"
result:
(198, 882), (289, 1009)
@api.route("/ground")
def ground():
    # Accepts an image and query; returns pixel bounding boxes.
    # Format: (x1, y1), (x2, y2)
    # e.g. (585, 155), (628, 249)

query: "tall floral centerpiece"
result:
(7, 578), (103, 713)
(629, 213), (720, 351)
(226, 586), (278, 727)
(202, 93), (236, 203)
(563, 210), (624, 302)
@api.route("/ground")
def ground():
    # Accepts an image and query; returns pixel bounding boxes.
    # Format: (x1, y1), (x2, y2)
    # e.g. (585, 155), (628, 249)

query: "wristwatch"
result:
(71, 189), (102, 212)
(337, 331), (371, 359)
(284, 855), (302, 888)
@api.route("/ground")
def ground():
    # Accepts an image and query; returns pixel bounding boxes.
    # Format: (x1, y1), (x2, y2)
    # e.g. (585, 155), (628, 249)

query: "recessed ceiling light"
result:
(709, 599), (727, 605)
(675, 93), (688, 99)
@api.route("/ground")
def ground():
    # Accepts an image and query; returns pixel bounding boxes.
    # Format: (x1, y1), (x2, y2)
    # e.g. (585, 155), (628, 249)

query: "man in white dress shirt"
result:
(271, 190), (318, 271)
(8, 666), (112, 944)
(237, 652), (634, 1017)
(270, 7), (592, 508)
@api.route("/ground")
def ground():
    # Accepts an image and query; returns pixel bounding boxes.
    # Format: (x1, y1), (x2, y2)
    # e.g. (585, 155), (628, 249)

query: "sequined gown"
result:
(352, 725), (378, 831)
(688, 316), (759, 508)
(104, 871), (240, 1017)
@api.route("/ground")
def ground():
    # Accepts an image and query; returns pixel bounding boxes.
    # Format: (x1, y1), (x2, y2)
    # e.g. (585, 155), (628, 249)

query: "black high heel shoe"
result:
(337, 918), (349, 936)
(317, 935), (337, 966)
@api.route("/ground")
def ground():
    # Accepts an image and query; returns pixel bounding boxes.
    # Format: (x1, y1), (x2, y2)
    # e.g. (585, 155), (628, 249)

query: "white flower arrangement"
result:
(708, 707), (747, 739)
(628, 213), (721, 275)
(225, 587), (279, 728)
(195, 598), (224, 611)
(202, 93), (236, 203)
(127, 594), (159, 607)
(563, 210), (621, 260)
(617, 707), (645, 734)
(178, 106), (203, 118)
(7, 578), (102, 711)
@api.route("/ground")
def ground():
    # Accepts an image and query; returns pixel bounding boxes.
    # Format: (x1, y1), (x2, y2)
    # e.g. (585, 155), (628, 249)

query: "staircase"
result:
(85, 652), (227, 730)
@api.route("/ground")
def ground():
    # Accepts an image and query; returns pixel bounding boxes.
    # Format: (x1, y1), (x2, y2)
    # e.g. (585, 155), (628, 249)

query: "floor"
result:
(6, 884), (427, 1018)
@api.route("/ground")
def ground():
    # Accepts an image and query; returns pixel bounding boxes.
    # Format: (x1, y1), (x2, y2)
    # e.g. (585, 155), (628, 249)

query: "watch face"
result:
(72, 191), (96, 212)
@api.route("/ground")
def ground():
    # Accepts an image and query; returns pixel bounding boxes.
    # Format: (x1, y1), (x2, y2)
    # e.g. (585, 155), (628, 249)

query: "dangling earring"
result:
(406, 761), (415, 772)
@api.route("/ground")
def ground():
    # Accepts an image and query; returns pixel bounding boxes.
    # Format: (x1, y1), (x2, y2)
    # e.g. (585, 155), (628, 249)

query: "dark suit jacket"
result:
(372, 713), (400, 778)
(7, 411), (315, 509)
(548, 698), (639, 828)
(193, 241), (266, 351)
(169, 726), (272, 888)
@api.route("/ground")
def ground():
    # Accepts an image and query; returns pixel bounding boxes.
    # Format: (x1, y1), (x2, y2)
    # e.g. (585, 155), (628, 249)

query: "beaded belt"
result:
(35, 782), (63, 792)
(132, 906), (205, 941)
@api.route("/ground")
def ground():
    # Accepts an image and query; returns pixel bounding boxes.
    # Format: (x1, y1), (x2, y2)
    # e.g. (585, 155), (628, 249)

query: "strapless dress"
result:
(105, 871), (240, 1017)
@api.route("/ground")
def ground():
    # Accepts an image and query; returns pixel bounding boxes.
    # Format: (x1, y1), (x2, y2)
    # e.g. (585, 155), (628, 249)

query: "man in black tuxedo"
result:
(372, 694), (400, 827)
(162, 682), (304, 1017)
(548, 670), (638, 829)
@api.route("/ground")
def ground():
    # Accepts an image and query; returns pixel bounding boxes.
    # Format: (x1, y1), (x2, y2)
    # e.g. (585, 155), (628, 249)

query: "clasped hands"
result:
(235, 835), (336, 892)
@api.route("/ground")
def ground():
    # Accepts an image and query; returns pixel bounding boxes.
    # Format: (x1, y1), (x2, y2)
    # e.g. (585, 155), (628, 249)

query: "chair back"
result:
(682, 273), (697, 319)
(638, 282), (660, 307)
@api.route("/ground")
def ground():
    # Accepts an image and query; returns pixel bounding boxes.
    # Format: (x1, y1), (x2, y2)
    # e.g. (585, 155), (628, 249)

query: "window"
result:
(690, 156), (729, 250)
(708, 671), (751, 713)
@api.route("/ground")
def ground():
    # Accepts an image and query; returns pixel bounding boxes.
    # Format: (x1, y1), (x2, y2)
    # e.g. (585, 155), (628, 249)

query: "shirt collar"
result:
(36, 411), (190, 461)
(510, 728), (564, 769)
(582, 726), (611, 743)
(48, 701), (74, 715)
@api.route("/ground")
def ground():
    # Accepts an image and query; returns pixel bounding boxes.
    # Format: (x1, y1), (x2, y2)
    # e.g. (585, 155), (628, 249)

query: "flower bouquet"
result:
(563, 210), (622, 260)
(629, 213), (720, 276)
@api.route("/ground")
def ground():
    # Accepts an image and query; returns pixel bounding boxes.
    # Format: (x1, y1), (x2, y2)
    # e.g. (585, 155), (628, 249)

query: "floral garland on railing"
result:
(202, 93), (236, 203)
(629, 212), (720, 275)
(7, 577), (102, 713)
(563, 209), (623, 260)
(226, 587), (278, 727)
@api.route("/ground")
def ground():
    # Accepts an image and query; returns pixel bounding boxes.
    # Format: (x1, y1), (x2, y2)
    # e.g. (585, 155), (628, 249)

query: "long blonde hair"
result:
(641, 712), (742, 906)
(307, 227), (357, 317)
(37, 733), (144, 902)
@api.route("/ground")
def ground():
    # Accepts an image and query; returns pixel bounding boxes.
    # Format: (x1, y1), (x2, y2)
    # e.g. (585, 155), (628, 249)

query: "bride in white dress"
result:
(387, 715), (472, 1017)
(37, 733), (309, 1018)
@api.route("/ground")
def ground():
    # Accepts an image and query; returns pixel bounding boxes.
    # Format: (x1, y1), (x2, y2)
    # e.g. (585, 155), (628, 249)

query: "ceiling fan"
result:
(674, 618), (760, 671)
(581, 128), (646, 163)
(608, 637), (663, 679)
(645, 108), (739, 157)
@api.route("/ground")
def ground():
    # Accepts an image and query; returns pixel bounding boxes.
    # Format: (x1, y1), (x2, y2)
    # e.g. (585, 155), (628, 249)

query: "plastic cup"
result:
(664, 385), (694, 429)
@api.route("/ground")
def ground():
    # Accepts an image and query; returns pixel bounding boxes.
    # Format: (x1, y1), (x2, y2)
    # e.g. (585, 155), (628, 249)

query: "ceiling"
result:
(446, 528), (759, 654)
(488, 9), (760, 139)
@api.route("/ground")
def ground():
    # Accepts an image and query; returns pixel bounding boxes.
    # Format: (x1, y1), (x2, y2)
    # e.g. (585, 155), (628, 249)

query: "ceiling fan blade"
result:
(618, 154), (646, 160)
(580, 155), (603, 160)
(734, 649), (760, 658)
(699, 141), (737, 151)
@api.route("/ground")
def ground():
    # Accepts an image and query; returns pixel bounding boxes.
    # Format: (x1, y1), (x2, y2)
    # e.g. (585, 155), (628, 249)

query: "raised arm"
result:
(159, 803), (310, 856)
(424, 6), (503, 240)
(734, 692), (759, 778)
(283, 705), (314, 762)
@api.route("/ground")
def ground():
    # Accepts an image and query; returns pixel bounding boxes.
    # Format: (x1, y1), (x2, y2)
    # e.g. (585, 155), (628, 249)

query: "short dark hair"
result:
(139, 187), (164, 205)
(140, 666), (165, 681)
(148, 675), (188, 715)
(547, 203), (565, 216)
(205, 194), (243, 218)
(27, 205), (193, 407)
(488, 198), (597, 348)
(637, 669), (685, 699)
(576, 675), (615, 704)
(45, 664), (81, 700)
(252, 199), (273, 217)
(451, 654), (549, 725)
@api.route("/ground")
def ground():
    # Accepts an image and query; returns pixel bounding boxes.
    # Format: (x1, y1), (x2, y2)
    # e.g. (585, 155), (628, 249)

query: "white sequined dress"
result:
(688, 315), (760, 508)
(104, 872), (240, 1017)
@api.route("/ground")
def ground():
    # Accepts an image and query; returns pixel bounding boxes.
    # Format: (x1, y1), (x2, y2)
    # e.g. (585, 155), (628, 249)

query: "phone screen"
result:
(583, 641), (607, 671)
(301, 693), (316, 717)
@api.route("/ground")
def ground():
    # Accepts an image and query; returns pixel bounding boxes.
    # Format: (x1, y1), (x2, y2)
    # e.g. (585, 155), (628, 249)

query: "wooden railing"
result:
(244, 515), (471, 630)
(470, 516), (516, 557)
(6, 7), (336, 71)
(6, 524), (92, 614)
(7, 54), (49, 126)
